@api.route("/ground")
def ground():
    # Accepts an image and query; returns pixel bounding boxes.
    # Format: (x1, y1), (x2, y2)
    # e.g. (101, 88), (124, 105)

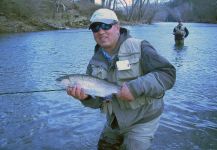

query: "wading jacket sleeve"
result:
(126, 40), (176, 100)
(81, 28), (176, 128)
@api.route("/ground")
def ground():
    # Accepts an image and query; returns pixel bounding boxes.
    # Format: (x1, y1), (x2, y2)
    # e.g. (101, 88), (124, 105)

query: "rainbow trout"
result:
(56, 74), (120, 97)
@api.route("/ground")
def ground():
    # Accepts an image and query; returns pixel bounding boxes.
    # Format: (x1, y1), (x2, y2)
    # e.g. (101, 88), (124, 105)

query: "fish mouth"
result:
(56, 75), (69, 82)
(56, 77), (62, 81)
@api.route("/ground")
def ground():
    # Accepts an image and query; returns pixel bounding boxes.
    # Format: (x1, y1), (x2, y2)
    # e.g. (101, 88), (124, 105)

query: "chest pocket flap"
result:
(116, 56), (141, 81)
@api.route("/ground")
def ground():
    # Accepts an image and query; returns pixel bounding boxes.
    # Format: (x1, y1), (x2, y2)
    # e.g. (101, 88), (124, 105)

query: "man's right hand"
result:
(66, 85), (89, 100)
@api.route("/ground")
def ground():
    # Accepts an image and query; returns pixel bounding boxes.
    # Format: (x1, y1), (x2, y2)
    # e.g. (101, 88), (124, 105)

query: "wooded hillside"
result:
(0, 0), (97, 33)
(0, 0), (216, 33)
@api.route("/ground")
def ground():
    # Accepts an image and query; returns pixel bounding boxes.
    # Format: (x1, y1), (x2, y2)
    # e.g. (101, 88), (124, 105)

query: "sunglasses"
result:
(90, 23), (116, 33)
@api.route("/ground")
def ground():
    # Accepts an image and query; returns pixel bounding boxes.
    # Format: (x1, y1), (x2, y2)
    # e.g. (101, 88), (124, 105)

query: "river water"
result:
(0, 22), (216, 150)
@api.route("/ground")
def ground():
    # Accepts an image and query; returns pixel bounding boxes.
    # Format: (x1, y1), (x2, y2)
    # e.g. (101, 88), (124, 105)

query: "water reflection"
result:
(173, 44), (188, 67)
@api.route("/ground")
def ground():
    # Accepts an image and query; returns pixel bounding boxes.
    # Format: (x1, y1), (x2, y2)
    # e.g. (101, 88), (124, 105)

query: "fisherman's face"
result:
(92, 23), (120, 52)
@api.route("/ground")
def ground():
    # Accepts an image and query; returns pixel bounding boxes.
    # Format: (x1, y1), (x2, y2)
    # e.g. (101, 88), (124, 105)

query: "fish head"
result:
(56, 77), (72, 87)
(61, 79), (72, 86)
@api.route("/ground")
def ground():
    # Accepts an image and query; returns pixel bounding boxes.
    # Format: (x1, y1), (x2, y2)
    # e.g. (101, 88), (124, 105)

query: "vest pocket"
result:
(116, 57), (140, 81)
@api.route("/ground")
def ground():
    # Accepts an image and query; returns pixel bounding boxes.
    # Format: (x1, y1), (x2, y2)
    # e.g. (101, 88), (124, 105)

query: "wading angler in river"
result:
(173, 21), (189, 46)
(65, 8), (176, 150)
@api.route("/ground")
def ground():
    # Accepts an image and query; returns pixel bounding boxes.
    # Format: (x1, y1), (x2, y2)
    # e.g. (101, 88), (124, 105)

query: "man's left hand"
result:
(116, 83), (134, 102)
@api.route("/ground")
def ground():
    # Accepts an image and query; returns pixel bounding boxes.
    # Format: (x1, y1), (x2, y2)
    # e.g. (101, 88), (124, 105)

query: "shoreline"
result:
(1, 14), (216, 34)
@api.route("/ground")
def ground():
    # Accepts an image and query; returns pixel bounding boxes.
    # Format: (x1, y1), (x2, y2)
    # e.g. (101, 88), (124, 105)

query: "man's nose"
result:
(98, 28), (105, 33)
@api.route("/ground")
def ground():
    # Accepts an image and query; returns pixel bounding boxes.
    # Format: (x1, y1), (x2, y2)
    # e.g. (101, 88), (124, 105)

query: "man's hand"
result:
(116, 83), (134, 102)
(66, 84), (89, 100)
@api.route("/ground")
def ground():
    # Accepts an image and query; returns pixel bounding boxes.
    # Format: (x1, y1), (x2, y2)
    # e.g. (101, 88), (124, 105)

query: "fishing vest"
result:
(91, 38), (155, 110)
(174, 25), (186, 37)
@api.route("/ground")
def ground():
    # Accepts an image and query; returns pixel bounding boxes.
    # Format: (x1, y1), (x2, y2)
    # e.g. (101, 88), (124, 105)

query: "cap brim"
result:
(89, 19), (116, 29)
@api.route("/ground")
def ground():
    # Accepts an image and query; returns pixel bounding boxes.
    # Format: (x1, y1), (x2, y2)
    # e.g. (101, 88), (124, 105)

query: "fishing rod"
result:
(0, 88), (65, 96)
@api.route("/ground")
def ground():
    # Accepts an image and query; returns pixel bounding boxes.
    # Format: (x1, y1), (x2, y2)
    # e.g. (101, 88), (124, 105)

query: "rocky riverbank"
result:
(0, 11), (89, 33)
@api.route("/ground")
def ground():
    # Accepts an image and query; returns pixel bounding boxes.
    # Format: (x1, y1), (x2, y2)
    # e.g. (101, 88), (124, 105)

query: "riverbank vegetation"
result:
(0, 0), (95, 33)
(0, 0), (216, 33)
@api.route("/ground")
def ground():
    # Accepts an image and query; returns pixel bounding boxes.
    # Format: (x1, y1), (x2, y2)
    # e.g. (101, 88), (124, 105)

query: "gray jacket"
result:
(81, 28), (176, 129)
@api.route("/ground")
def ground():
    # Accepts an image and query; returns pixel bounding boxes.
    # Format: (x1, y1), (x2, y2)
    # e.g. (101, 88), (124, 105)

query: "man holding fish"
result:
(66, 8), (176, 150)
